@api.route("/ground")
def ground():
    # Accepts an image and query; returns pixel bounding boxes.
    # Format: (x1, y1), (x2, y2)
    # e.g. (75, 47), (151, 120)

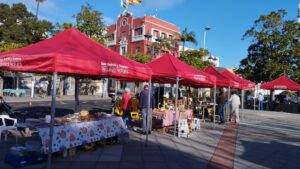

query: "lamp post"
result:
(144, 32), (153, 59)
(203, 26), (211, 50)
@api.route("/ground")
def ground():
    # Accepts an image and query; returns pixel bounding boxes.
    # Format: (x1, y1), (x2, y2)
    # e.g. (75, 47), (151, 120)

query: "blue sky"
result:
(2, 0), (299, 68)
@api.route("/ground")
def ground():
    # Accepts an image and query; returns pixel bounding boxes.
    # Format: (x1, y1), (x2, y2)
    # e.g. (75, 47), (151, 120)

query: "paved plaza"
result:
(0, 98), (299, 169)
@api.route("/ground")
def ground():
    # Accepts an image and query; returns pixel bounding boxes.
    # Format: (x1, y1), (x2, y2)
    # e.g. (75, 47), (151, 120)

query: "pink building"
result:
(106, 12), (180, 58)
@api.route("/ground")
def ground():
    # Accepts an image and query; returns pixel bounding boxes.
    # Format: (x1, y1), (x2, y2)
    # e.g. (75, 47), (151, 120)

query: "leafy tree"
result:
(74, 3), (106, 44)
(237, 10), (300, 83)
(0, 43), (24, 52)
(178, 48), (209, 70)
(150, 38), (173, 57)
(35, 0), (47, 18)
(71, 3), (106, 109)
(179, 27), (198, 51)
(126, 53), (151, 64)
(0, 3), (53, 45)
(51, 22), (73, 35)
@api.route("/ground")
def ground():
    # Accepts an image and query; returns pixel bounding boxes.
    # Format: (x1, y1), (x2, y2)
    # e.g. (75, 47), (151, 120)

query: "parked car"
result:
(275, 94), (299, 104)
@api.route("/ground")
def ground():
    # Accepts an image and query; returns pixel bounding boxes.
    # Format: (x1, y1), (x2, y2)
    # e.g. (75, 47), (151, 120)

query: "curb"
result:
(4, 96), (111, 103)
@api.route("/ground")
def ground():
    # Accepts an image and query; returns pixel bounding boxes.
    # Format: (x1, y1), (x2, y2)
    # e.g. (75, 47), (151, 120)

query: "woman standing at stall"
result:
(122, 88), (132, 128)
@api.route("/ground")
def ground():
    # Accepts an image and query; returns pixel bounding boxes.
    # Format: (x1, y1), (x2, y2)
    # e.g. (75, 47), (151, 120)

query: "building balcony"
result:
(105, 39), (116, 46)
(132, 35), (145, 42)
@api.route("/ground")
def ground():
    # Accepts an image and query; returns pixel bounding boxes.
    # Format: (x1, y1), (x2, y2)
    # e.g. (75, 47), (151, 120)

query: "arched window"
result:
(121, 18), (127, 26)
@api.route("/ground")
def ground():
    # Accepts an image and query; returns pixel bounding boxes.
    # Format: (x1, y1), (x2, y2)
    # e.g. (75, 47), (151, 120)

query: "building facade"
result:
(106, 12), (180, 58)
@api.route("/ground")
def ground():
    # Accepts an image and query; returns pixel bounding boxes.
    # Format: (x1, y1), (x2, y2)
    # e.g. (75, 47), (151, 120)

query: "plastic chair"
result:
(0, 115), (18, 142)
(178, 119), (189, 138)
(130, 98), (140, 120)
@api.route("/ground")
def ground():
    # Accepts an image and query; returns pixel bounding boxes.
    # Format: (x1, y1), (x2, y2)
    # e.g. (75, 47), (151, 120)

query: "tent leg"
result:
(145, 80), (152, 147)
(47, 72), (57, 169)
(213, 85), (217, 126)
(174, 78), (179, 137)
(241, 90), (244, 120)
(227, 87), (231, 122)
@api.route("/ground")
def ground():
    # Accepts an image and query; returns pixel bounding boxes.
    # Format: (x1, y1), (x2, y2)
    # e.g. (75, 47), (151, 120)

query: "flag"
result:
(121, 0), (128, 8)
(133, 0), (142, 4)
(120, 0), (142, 9)
(128, 0), (134, 5)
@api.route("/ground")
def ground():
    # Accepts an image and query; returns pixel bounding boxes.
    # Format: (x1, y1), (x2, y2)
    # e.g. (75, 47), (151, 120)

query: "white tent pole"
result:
(174, 77), (179, 137)
(227, 87), (231, 122)
(213, 85), (217, 125)
(241, 90), (244, 120)
(47, 72), (57, 169)
(31, 76), (35, 98)
(145, 79), (152, 147)
(228, 87), (231, 101)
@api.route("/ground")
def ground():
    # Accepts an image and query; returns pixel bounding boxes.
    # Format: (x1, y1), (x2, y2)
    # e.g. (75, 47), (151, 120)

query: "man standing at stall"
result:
(139, 85), (155, 134)
(229, 90), (241, 124)
(258, 92), (264, 111)
(217, 88), (226, 124)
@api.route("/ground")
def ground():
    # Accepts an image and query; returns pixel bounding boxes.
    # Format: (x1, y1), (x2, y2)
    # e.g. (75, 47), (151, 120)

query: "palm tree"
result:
(36, 0), (47, 18)
(151, 38), (172, 57)
(180, 27), (198, 52)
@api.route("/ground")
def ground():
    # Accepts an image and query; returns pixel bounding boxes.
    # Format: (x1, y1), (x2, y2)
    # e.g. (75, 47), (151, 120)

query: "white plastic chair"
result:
(178, 119), (189, 138)
(0, 115), (18, 142)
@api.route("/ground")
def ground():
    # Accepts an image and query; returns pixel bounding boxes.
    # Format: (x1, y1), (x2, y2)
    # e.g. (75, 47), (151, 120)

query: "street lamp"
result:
(144, 31), (153, 59)
(203, 26), (211, 50)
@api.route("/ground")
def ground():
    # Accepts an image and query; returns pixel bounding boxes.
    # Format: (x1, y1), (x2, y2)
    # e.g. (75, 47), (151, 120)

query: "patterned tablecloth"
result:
(152, 109), (193, 127)
(36, 116), (126, 154)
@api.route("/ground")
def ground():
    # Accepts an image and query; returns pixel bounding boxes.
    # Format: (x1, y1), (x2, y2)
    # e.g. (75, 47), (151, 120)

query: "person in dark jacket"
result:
(217, 88), (226, 124)
(139, 85), (155, 134)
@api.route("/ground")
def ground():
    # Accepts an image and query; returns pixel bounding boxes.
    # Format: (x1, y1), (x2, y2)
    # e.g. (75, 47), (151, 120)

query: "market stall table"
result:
(152, 109), (193, 127)
(17, 116), (126, 154)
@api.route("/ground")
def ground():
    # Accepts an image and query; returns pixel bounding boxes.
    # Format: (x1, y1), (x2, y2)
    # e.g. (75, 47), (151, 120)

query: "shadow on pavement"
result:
(237, 140), (300, 169)
(0, 129), (217, 169)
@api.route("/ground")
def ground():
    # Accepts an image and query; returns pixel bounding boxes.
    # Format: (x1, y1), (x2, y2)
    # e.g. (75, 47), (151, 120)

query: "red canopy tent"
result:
(221, 69), (255, 90)
(204, 65), (240, 88)
(146, 53), (216, 136)
(146, 53), (216, 87)
(219, 69), (256, 111)
(260, 76), (300, 91)
(0, 28), (151, 80)
(0, 28), (151, 168)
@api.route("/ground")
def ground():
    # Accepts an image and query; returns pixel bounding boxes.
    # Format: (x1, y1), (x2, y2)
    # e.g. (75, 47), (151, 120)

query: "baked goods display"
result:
(50, 110), (113, 125)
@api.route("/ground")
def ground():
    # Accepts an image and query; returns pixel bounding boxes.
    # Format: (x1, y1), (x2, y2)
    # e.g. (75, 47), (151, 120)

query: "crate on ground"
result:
(68, 147), (76, 156)
(106, 136), (118, 145)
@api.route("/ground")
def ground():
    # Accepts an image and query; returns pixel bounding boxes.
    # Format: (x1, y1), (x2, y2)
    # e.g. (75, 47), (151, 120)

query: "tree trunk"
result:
(182, 41), (185, 52)
(74, 76), (80, 112)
